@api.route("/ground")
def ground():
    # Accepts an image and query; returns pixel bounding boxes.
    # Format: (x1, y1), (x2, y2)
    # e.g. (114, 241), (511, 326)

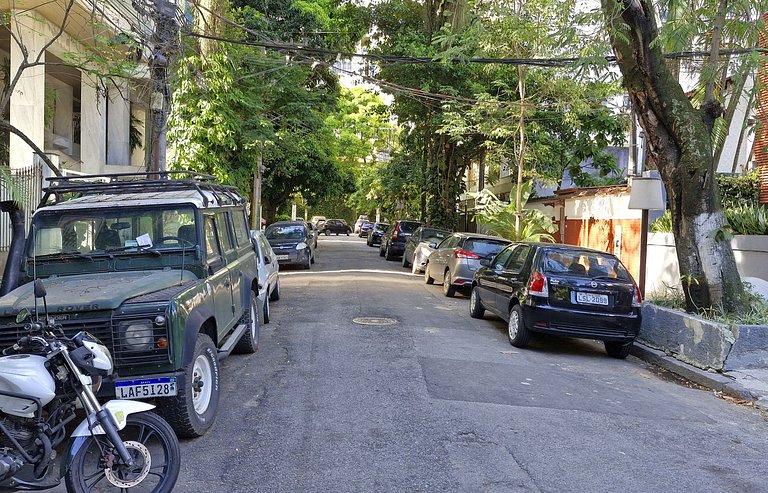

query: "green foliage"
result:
(650, 210), (673, 233)
(649, 281), (768, 326)
(468, 187), (557, 242)
(724, 205), (768, 235)
(717, 171), (760, 209)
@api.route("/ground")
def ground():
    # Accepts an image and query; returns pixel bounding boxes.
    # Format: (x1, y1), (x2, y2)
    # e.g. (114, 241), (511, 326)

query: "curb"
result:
(631, 343), (762, 406)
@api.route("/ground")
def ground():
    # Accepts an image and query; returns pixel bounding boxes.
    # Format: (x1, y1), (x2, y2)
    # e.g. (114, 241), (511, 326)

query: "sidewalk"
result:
(632, 343), (768, 410)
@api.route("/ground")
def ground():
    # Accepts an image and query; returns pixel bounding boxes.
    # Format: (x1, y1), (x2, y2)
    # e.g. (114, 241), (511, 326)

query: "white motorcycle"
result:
(0, 280), (180, 492)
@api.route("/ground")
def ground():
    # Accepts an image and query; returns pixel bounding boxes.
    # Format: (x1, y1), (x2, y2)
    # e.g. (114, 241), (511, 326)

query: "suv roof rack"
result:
(40, 171), (245, 208)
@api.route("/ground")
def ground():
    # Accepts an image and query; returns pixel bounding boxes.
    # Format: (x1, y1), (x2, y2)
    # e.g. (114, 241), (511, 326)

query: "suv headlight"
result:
(118, 320), (154, 351)
(296, 242), (308, 250)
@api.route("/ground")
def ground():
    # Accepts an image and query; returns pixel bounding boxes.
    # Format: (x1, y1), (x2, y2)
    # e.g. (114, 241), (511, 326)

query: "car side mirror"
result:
(264, 255), (271, 264)
(33, 279), (47, 298)
(479, 259), (491, 267)
(428, 242), (437, 249)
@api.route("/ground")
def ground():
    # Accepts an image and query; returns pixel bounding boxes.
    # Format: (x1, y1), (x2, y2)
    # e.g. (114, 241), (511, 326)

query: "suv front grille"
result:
(0, 315), (171, 366)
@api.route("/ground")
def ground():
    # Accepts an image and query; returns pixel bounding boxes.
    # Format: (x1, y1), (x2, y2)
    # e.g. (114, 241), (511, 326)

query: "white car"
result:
(251, 230), (281, 323)
(353, 214), (369, 233)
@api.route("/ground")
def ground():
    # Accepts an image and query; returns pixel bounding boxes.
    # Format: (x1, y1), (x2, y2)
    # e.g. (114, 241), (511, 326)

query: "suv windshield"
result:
(265, 225), (306, 240)
(542, 249), (631, 281)
(30, 206), (197, 256)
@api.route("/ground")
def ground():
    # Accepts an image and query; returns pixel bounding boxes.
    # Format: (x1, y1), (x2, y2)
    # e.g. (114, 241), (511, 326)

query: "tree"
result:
(600, 0), (748, 312)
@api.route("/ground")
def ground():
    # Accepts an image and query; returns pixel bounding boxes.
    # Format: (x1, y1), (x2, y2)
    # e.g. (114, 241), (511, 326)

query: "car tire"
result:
(311, 252), (316, 264)
(424, 265), (434, 285)
(385, 246), (394, 261)
(158, 334), (220, 438)
(235, 290), (260, 353)
(379, 244), (385, 257)
(411, 260), (420, 274)
(402, 252), (410, 268)
(507, 305), (530, 348)
(304, 256), (311, 269)
(469, 287), (485, 319)
(270, 279), (280, 301)
(442, 269), (456, 297)
(604, 341), (633, 359)
(263, 295), (270, 324)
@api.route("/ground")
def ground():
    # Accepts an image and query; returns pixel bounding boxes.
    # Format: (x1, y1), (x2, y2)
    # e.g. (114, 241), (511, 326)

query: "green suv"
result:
(0, 172), (262, 437)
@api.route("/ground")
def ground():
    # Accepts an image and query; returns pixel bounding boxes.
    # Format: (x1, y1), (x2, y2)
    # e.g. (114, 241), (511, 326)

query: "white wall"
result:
(645, 233), (768, 295)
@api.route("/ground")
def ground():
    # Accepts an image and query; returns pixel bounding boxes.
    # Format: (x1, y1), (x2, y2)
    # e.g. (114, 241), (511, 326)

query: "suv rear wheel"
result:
(159, 334), (220, 438)
(385, 245), (394, 261)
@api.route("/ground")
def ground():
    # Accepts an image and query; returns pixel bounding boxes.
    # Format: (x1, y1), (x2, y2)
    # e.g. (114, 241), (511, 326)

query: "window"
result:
(438, 236), (459, 249)
(204, 215), (222, 265)
(504, 245), (531, 273)
(491, 245), (515, 270)
(216, 213), (234, 252)
(30, 206), (196, 255)
(233, 210), (250, 246)
(464, 238), (509, 259)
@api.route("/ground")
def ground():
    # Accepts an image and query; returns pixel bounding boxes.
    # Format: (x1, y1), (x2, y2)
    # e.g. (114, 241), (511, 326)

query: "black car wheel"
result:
(469, 287), (485, 319)
(324, 230), (330, 236)
(442, 269), (456, 297)
(385, 245), (394, 261)
(507, 305), (530, 348)
(270, 279), (280, 301)
(424, 265), (434, 285)
(604, 341), (633, 359)
(379, 244), (385, 257)
(158, 334), (220, 438)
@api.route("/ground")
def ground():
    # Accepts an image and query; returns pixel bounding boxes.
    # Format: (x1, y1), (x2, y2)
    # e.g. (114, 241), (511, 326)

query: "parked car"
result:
(470, 243), (642, 358)
(265, 221), (315, 268)
(310, 215), (326, 226)
(354, 214), (370, 233)
(379, 220), (424, 260)
(320, 219), (352, 236)
(305, 221), (319, 249)
(424, 232), (511, 297)
(367, 222), (389, 247)
(358, 221), (373, 237)
(251, 230), (281, 323)
(0, 171), (262, 438)
(402, 226), (451, 273)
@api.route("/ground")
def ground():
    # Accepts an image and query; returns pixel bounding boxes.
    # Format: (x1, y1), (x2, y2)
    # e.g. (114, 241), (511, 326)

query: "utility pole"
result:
(148, 0), (178, 173)
(251, 154), (264, 229)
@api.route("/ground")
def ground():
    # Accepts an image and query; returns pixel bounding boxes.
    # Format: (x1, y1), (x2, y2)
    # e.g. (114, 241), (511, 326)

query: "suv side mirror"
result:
(428, 242), (437, 249)
(479, 259), (491, 267)
(33, 279), (47, 298)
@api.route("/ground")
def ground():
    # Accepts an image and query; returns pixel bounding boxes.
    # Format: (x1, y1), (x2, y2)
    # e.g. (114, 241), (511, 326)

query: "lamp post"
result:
(628, 173), (665, 296)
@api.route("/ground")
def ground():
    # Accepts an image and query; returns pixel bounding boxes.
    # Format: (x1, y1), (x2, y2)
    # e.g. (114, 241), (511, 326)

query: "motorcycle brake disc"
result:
(103, 440), (151, 488)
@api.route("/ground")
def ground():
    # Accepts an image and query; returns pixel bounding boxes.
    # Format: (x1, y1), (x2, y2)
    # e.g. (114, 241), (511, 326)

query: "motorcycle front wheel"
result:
(65, 411), (180, 493)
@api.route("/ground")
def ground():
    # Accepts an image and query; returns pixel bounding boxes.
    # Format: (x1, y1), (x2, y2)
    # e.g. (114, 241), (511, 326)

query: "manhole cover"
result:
(352, 317), (398, 326)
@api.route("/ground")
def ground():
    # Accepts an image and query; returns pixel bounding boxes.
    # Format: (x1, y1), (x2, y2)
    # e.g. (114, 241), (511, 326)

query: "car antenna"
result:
(32, 224), (38, 321)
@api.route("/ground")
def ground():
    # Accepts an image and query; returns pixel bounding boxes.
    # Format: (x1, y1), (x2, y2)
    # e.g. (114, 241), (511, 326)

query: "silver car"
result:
(402, 226), (451, 274)
(251, 230), (281, 323)
(424, 232), (511, 297)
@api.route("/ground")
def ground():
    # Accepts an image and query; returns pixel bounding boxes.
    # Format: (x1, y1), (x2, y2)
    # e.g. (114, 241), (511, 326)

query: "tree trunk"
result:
(601, 0), (746, 313)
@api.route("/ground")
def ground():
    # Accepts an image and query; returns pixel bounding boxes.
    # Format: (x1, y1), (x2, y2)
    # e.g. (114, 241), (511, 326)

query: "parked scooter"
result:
(0, 280), (180, 492)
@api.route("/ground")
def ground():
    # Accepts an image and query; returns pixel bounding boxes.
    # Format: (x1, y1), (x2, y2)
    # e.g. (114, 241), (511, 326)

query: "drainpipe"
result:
(0, 201), (26, 296)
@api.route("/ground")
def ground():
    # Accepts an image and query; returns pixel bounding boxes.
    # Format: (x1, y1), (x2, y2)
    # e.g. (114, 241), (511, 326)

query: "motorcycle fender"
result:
(62, 400), (156, 477)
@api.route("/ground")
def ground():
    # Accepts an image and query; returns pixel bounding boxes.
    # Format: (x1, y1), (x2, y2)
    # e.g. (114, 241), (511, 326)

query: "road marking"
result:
(281, 268), (421, 277)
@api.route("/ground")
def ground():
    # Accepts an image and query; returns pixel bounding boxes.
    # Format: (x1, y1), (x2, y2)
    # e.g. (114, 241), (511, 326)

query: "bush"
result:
(717, 171), (759, 209)
(650, 204), (768, 235)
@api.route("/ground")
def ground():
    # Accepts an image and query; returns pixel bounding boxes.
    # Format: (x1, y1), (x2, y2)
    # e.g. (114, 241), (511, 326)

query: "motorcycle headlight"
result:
(119, 320), (155, 351)
(296, 242), (308, 250)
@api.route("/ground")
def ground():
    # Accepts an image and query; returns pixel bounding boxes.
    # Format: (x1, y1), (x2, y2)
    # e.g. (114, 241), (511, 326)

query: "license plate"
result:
(276, 254), (290, 260)
(115, 377), (177, 399)
(576, 292), (609, 306)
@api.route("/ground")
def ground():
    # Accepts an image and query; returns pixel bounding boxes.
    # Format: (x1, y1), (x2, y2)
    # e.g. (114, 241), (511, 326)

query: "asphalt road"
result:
(54, 234), (768, 492)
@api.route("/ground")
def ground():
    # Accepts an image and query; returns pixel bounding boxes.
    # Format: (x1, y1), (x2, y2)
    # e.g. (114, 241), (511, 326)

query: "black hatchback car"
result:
(470, 243), (641, 358)
(380, 220), (424, 260)
(320, 219), (351, 235)
(367, 222), (389, 247)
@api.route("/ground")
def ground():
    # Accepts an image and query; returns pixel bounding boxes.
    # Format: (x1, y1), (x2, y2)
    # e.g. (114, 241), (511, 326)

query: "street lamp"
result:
(628, 173), (665, 296)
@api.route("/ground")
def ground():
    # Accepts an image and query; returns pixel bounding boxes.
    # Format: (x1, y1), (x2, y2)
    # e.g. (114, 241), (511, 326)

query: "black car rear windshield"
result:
(464, 238), (509, 258)
(542, 250), (631, 281)
(266, 225), (306, 240)
(399, 221), (422, 233)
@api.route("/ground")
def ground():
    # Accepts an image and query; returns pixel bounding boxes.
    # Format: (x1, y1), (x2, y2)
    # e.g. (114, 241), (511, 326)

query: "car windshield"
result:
(29, 206), (197, 256)
(374, 224), (389, 232)
(542, 250), (631, 281)
(266, 225), (306, 240)
(464, 238), (509, 258)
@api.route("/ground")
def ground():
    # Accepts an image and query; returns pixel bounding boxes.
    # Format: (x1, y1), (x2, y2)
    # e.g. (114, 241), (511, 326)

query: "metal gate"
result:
(0, 163), (44, 251)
